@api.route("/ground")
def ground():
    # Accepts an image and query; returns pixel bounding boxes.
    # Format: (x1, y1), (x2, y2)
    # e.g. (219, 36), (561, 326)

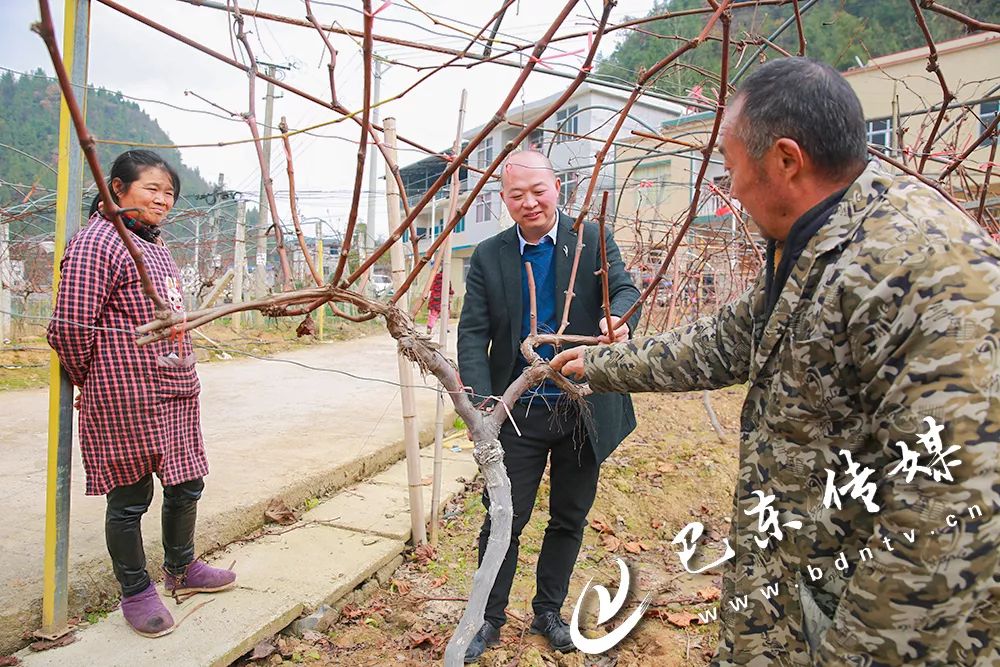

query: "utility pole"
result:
(362, 55), (382, 291)
(0, 221), (10, 342)
(233, 199), (247, 328)
(315, 219), (324, 339)
(194, 213), (201, 280)
(254, 63), (278, 323)
(206, 172), (225, 269)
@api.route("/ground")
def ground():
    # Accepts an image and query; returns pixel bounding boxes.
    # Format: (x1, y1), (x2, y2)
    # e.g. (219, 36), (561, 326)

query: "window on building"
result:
(474, 194), (487, 223)
(404, 225), (428, 243)
(555, 105), (579, 143)
(476, 136), (494, 169)
(981, 99), (999, 146)
(708, 174), (733, 218)
(557, 171), (580, 208)
(526, 127), (545, 152)
(488, 191), (499, 219)
(866, 117), (893, 152)
(475, 193), (498, 223)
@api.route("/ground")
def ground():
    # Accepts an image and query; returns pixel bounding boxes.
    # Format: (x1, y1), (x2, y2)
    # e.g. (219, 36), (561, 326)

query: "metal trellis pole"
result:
(41, 0), (90, 640)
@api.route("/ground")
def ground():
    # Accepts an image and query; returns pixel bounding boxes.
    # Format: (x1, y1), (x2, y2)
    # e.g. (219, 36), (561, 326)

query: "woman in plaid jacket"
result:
(48, 150), (235, 638)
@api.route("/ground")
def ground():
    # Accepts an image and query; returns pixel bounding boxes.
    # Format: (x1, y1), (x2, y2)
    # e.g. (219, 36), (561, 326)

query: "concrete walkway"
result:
(16, 449), (478, 667)
(0, 333), (462, 656)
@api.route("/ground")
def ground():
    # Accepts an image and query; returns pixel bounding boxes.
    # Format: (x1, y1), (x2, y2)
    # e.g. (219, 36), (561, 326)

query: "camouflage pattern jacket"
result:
(585, 161), (999, 666)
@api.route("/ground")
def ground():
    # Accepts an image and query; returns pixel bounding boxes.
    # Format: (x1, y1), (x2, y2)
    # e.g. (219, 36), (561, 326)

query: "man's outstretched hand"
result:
(549, 347), (587, 380)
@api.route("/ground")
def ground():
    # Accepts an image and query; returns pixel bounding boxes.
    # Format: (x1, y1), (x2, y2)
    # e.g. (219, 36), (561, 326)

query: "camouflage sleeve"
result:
(583, 271), (761, 393)
(815, 221), (1000, 665)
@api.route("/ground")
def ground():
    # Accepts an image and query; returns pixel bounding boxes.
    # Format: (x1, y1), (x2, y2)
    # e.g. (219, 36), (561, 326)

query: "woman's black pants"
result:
(105, 475), (204, 597)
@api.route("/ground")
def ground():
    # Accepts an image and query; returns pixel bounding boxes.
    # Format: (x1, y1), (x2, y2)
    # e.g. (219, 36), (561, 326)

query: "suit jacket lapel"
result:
(554, 211), (576, 326)
(499, 226), (522, 348)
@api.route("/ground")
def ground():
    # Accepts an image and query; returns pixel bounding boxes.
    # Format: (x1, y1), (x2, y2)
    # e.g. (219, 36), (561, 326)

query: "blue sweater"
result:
(514, 237), (561, 401)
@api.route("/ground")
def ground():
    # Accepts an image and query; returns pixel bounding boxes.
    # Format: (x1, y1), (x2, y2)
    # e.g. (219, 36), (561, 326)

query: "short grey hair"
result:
(733, 57), (867, 179)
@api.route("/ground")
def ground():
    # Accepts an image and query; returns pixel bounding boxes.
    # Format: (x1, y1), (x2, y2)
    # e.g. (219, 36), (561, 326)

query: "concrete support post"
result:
(315, 219), (324, 339)
(0, 220), (11, 342)
(254, 65), (277, 324)
(232, 199), (247, 328)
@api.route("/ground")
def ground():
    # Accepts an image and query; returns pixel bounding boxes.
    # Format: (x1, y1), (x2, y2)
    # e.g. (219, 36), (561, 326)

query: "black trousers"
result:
(477, 400), (600, 627)
(105, 475), (205, 597)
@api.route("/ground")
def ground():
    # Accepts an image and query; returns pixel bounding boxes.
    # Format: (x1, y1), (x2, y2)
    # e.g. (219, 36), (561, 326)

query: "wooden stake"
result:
(430, 89), (467, 546)
(385, 118), (427, 546)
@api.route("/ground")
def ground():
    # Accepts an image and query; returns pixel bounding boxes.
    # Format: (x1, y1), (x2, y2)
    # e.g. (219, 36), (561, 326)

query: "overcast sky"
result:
(2, 1), (658, 238)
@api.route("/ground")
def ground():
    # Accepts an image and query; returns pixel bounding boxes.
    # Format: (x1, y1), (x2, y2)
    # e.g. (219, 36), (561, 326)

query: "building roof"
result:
(661, 110), (715, 129)
(843, 31), (999, 77)
(461, 80), (685, 140)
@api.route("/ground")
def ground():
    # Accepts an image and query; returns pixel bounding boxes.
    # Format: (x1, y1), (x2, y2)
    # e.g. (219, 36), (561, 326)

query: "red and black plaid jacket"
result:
(48, 214), (208, 495)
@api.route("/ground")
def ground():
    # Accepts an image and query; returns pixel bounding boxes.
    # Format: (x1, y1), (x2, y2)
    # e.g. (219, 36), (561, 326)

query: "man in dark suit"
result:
(457, 150), (641, 662)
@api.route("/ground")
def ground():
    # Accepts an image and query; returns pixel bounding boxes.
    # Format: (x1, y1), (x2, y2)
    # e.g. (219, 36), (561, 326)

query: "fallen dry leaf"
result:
(650, 519), (663, 530)
(28, 633), (77, 652)
(264, 498), (298, 525)
(590, 517), (615, 535)
(623, 541), (646, 554)
(247, 640), (276, 661)
(406, 630), (444, 650)
(657, 462), (676, 474)
(0, 657), (21, 666)
(697, 586), (721, 602)
(430, 575), (448, 589)
(664, 611), (699, 628)
(420, 476), (433, 486)
(340, 603), (366, 621)
(390, 578), (412, 595)
(301, 630), (325, 643)
(601, 534), (622, 552)
(412, 543), (437, 565)
(584, 653), (619, 667)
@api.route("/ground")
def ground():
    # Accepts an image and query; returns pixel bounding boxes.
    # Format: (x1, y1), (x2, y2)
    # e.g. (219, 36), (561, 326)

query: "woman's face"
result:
(113, 166), (175, 226)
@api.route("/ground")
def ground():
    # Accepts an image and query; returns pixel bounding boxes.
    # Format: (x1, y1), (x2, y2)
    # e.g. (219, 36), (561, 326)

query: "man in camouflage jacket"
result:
(553, 58), (999, 666)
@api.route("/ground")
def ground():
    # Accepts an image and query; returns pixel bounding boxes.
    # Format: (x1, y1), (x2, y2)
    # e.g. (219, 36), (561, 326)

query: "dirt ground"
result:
(236, 388), (745, 667)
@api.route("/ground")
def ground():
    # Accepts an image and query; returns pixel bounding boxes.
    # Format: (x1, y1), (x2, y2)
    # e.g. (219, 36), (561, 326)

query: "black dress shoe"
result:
(529, 610), (576, 652)
(464, 621), (501, 664)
